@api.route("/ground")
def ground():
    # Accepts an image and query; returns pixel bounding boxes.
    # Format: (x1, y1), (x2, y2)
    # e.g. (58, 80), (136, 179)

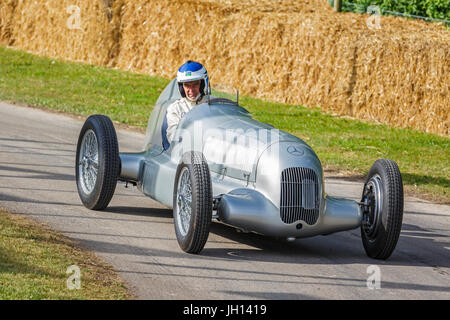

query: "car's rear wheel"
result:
(76, 115), (120, 210)
(173, 151), (212, 254)
(361, 159), (403, 259)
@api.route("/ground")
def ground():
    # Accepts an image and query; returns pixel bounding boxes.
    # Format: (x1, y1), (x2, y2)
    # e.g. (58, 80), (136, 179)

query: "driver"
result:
(166, 61), (210, 142)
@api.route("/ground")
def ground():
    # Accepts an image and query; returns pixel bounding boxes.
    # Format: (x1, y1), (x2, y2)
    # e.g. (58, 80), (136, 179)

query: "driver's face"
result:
(183, 80), (201, 100)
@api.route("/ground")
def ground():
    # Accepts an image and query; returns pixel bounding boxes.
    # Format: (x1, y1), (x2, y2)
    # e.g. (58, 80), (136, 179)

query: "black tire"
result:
(75, 115), (120, 210)
(173, 151), (212, 254)
(361, 159), (403, 260)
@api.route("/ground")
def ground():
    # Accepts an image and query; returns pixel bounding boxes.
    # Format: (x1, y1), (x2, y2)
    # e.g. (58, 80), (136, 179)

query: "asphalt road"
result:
(0, 101), (449, 300)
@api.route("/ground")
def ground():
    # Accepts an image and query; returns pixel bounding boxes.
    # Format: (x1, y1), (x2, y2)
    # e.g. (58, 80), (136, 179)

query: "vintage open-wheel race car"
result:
(75, 79), (404, 259)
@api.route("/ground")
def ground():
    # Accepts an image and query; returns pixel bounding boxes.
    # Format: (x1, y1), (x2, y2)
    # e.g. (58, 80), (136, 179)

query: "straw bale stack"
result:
(0, 0), (448, 135)
(0, 0), (119, 65)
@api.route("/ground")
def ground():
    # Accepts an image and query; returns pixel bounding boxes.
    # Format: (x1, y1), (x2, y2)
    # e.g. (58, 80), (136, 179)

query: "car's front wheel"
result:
(173, 151), (212, 254)
(361, 159), (404, 259)
(75, 115), (120, 210)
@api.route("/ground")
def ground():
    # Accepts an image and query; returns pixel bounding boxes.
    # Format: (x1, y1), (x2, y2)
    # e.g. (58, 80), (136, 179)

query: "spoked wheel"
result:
(78, 129), (99, 195)
(173, 151), (212, 254)
(76, 115), (120, 210)
(360, 159), (404, 260)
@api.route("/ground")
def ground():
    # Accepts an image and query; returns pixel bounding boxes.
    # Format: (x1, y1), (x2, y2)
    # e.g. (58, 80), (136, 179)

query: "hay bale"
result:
(1, 0), (118, 65)
(0, 0), (17, 45)
(0, 0), (448, 135)
(114, 0), (449, 135)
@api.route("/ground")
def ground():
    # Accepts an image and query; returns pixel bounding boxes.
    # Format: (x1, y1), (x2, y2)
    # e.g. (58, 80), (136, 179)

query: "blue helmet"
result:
(177, 61), (210, 101)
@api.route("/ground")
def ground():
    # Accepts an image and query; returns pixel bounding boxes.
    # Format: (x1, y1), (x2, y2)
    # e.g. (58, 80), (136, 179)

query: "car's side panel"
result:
(140, 151), (251, 209)
(141, 151), (178, 208)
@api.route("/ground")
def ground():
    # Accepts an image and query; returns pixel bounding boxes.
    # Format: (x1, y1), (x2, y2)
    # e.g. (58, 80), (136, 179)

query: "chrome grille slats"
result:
(280, 167), (319, 225)
(291, 168), (297, 222)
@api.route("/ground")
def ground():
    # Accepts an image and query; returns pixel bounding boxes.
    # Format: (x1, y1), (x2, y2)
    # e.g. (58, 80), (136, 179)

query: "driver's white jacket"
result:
(166, 96), (207, 142)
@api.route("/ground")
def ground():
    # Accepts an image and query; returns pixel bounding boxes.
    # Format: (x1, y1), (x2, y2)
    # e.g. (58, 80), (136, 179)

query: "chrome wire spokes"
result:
(176, 167), (192, 236)
(78, 129), (99, 194)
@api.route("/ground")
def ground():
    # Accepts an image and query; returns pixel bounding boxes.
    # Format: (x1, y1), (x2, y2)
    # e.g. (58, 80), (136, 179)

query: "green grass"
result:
(0, 46), (448, 202)
(0, 208), (132, 299)
(0, 47), (169, 127)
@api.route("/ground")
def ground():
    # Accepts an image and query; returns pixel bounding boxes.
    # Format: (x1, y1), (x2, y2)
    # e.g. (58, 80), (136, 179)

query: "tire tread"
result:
(76, 115), (119, 210)
(173, 151), (212, 254)
(362, 159), (403, 260)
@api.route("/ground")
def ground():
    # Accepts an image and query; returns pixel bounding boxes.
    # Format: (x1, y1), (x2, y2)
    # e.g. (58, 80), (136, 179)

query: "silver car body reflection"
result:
(119, 79), (362, 239)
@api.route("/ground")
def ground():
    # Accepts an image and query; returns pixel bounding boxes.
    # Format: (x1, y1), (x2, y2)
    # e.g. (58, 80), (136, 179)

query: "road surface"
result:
(0, 101), (449, 299)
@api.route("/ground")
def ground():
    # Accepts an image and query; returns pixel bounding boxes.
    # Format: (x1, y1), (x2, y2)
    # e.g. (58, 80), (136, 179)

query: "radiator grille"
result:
(280, 167), (320, 225)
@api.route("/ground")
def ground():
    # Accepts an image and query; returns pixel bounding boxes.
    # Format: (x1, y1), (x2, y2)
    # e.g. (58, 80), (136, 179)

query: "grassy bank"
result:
(0, 208), (132, 299)
(0, 46), (448, 203)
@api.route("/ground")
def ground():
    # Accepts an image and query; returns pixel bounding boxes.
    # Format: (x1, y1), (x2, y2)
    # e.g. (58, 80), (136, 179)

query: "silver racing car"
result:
(75, 79), (404, 259)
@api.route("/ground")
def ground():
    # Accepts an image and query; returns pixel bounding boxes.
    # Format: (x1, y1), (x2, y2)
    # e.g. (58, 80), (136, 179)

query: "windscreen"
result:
(209, 85), (239, 105)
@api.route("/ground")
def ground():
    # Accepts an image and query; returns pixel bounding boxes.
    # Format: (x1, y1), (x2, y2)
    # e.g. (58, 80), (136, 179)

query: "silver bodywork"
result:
(119, 79), (362, 238)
